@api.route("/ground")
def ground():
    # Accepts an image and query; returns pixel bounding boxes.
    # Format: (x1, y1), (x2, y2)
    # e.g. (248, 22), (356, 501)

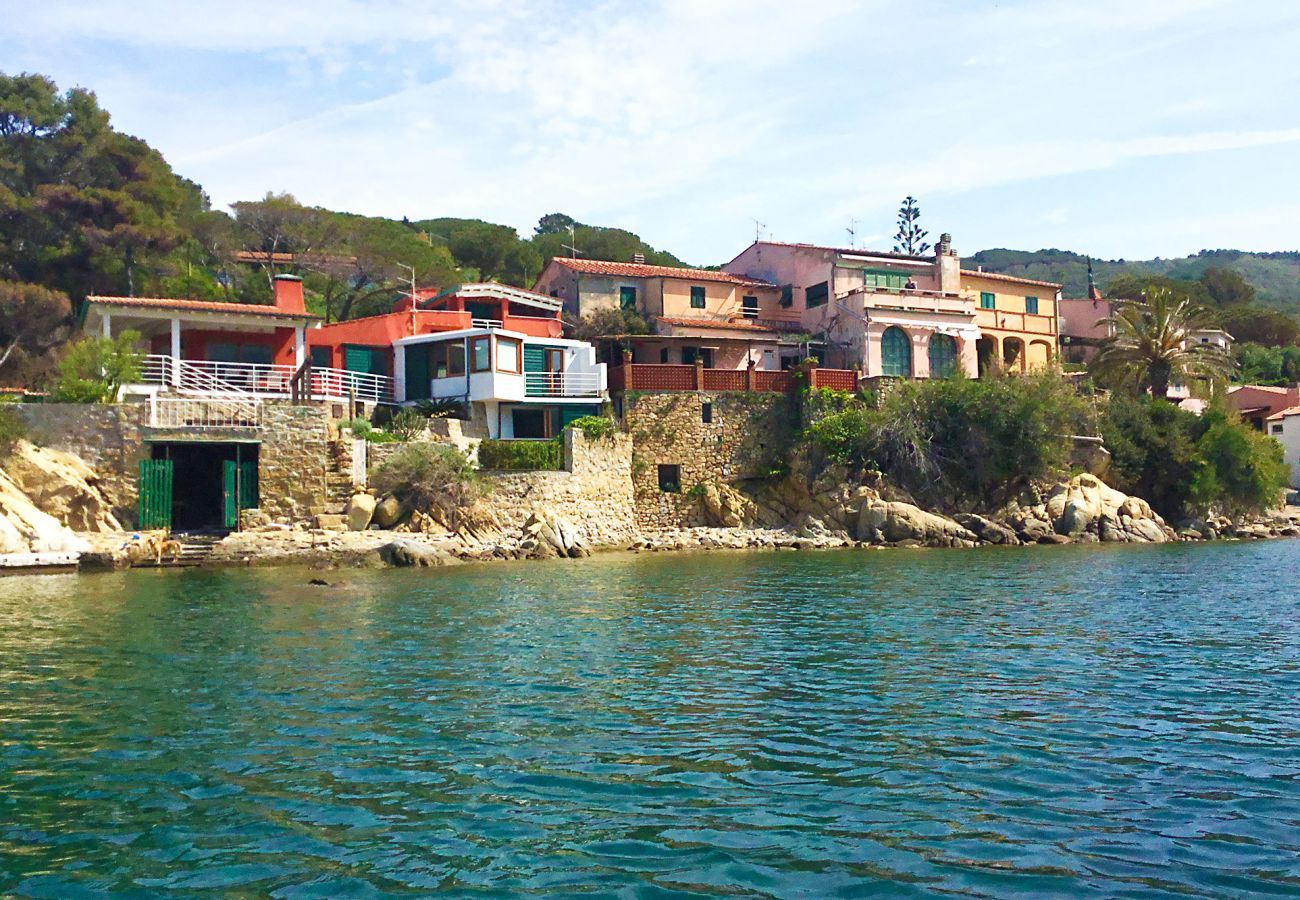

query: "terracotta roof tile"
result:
(86, 295), (319, 319)
(1266, 405), (1300, 420)
(549, 258), (776, 288)
(960, 269), (1062, 289)
(657, 316), (780, 334)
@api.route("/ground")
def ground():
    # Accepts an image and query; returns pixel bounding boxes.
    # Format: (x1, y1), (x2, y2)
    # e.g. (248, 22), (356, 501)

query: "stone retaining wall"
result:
(258, 403), (339, 522)
(625, 392), (799, 531)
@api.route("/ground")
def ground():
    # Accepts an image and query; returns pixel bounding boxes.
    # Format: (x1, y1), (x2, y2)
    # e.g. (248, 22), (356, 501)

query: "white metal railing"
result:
(524, 371), (604, 398)
(149, 396), (261, 428)
(472, 318), (504, 329)
(141, 354), (394, 403)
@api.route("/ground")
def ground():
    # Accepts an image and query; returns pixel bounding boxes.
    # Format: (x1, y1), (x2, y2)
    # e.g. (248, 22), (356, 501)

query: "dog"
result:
(156, 539), (184, 564)
(121, 529), (169, 566)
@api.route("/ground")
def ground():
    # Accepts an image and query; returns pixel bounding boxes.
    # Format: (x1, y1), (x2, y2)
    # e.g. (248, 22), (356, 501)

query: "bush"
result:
(342, 417), (373, 438)
(0, 406), (25, 457)
(370, 442), (480, 528)
(414, 398), (468, 419)
(807, 372), (1092, 511)
(1101, 396), (1288, 519)
(50, 331), (144, 403)
(478, 438), (564, 471)
(566, 415), (616, 440)
(388, 408), (429, 441)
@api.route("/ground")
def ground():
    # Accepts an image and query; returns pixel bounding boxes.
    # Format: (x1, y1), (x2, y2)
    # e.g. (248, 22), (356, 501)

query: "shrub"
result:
(414, 398), (469, 419)
(478, 438), (564, 471)
(50, 331), (144, 403)
(1189, 408), (1289, 517)
(566, 415), (616, 440)
(807, 372), (1092, 511)
(342, 417), (373, 438)
(0, 405), (25, 457)
(388, 408), (429, 441)
(370, 442), (480, 528)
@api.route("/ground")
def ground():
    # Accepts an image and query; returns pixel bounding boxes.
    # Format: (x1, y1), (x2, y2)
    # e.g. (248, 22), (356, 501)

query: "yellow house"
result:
(960, 270), (1060, 374)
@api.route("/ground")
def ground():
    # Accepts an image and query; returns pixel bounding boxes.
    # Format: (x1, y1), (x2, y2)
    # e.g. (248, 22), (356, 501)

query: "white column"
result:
(294, 326), (306, 368)
(170, 318), (182, 387)
(101, 313), (112, 339)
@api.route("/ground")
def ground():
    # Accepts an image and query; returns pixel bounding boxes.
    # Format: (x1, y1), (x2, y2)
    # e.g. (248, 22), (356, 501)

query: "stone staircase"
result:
(132, 533), (223, 568)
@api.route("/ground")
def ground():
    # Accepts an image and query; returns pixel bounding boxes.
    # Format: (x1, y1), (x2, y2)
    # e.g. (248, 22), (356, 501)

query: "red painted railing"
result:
(612, 363), (856, 394)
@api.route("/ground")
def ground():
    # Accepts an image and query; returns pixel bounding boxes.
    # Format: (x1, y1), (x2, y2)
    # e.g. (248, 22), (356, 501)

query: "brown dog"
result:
(156, 539), (184, 564)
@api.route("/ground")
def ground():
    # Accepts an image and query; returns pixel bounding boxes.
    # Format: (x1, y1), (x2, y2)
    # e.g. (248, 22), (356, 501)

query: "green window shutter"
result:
(1025, 295), (1039, 315)
(310, 346), (332, 368)
(561, 404), (600, 428)
(404, 345), (431, 400)
(222, 460), (238, 529)
(523, 345), (548, 373)
(980, 292), (996, 310)
(928, 334), (957, 377)
(690, 286), (706, 308)
(619, 286), (637, 310)
(239, 461), (258, 511)
(344, 345), (373, 373)
(880, 326), (912, 377)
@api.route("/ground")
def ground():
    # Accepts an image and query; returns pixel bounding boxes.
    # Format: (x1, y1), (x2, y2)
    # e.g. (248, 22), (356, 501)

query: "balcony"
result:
(608, 363), (858, 393)
(524, 371), (604, 398)
(141, 354), (395, 403)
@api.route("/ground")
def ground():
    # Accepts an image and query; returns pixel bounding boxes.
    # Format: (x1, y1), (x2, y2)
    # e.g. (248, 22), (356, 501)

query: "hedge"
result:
(478, 437), (564, 471)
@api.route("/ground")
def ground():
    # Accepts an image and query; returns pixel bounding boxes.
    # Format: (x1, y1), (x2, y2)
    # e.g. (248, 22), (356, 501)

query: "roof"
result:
(1228, 384), (1297, 395)
(1267, 405), (1300, 421)
(546, 257), (777, 288)
(85, 295), (319, 320)
(961, 269), (1062, 289)
(657, 316), (780, 334)
(419, 281), (562, 312)
(736, 241), (932, 265)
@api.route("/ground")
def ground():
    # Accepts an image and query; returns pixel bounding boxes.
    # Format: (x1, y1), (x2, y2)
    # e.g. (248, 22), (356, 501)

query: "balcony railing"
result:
(524, 371), (604, 398)
(471, 318), (504, 329)
(609, 363), (858, 393)
(141, 354), (394, 403)
(148, 396), (261, 429)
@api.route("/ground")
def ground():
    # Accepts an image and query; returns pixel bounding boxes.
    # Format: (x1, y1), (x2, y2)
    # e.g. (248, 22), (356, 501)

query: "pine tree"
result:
(893, 196), (930, 256)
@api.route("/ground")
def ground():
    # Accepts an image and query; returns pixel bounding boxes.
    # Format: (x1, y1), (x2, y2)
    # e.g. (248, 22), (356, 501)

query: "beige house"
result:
(959, 270), (1060, 374)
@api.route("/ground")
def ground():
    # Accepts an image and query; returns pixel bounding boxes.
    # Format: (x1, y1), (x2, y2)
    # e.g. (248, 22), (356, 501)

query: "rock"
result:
(346, 492), (377, 532)
(1037, 533), (1074, 545)
(954, 513), (1019, 545)
(372, 495), (403, 529)
(700, 482), (757, 528)
(858, 500), (976, 545)
(3, 440), (121, 532)
(380, 538), (457, 567)
(0, 467), (91, 555)
(313, 513), (348, 532)
(78, 548), (131, 571)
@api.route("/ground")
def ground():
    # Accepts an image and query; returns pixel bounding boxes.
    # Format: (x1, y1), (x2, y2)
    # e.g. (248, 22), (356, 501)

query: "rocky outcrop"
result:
(699, 482), (757, 528)
(518, 511), (593, 559)
(857, 499), (978, 547)
(0, 467), (90, 555)
(1030, 474), (1174, 544)
(380, 537), (460, 567)
(3, 440), (121, 532)
(346, 492), (376, 531)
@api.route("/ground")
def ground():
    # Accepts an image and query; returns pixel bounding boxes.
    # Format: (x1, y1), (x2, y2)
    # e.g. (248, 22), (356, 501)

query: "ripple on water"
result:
(1, 542), (1299, 897)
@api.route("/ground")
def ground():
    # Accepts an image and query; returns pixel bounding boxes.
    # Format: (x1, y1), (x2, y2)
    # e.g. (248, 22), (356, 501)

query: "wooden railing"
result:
(611, 361), (858, 394)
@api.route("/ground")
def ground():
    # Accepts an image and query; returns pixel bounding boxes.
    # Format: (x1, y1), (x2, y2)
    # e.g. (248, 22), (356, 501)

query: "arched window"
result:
(880, 326), (912, 377)
(928, 333), (958, 378)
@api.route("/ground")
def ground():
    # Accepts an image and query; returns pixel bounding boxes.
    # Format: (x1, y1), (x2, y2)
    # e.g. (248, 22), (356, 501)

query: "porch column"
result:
(294, 326), (306, 368)
(169, 317), (182, 387)
(101, 313), (112, 339)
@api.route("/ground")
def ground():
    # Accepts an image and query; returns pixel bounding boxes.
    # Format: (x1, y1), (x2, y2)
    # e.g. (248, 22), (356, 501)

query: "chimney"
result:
(632, 252), (646, 264)
(273, 274), (305, 314)
(934, 232), (960, 293)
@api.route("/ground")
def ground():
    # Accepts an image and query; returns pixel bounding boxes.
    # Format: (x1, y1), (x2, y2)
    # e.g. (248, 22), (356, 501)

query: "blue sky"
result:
(5, 0), (1300, 265)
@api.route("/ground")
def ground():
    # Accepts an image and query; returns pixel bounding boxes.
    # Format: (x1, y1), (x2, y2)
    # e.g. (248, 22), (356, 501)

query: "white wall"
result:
(1270, 416), (1300, 488)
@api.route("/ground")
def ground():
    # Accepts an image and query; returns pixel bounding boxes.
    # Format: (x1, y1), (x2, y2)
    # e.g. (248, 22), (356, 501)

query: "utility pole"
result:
(397, 262), (416, 333)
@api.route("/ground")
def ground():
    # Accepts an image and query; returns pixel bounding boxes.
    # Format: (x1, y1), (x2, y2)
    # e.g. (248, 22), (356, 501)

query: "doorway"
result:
(145, 442), (259, 532)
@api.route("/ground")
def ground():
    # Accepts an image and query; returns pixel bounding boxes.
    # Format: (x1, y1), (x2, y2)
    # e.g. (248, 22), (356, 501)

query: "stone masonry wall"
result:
(11, 403), (147, 526)
(480, 430), (635, 547)
(625, 392), (799, 531)
(258, 402), (339, 523)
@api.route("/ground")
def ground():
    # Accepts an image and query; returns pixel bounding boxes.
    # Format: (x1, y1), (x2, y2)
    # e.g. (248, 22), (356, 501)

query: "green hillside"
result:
(966, 248), (1300, 316)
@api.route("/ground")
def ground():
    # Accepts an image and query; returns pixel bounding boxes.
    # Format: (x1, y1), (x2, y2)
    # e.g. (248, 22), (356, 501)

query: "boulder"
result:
(380, 538), (458, 567)
(954, 513), (1019, 545)
(700, 482), (756, 528)
(346, 492), (377, 531)
(0, 468), (91, 555)
(3, 440), (121, 532)
(372, 495), (403, 529)
(858, 500), (976, 545)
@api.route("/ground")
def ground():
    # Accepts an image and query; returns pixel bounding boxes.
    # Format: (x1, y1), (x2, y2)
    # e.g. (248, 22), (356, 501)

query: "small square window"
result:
(620, 286), (637, 310)
(1025, 295), (1039, 315)
(779, 285), (793, 307)
(470, 336), (491, 372)
(702, 402), (713, 423)
(806, 281), (829, 308)
(980, 292), (996, 310)
(659, 347), (670, 363)
(690, 286), (706, 309)
(1272, 424), (1283, 434)
(742, 295), (759, 318)
(658, 464), (681, 493)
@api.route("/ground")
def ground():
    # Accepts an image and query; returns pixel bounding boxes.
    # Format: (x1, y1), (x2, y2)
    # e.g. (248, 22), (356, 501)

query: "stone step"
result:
(313, 513), (348, 531)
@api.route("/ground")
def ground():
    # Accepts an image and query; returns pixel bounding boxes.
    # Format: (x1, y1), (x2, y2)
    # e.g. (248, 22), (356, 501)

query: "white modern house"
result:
(393, 327), (608, 438)
(1265, 406), (1300, 489)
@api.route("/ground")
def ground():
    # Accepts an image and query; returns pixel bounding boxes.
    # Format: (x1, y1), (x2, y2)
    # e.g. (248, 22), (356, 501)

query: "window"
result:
(806, 281), (829, 308)
(1025, 295), (1039, 315)
(980, 292), (996, 309)
(928, 334), (957, 378)
(496, 337), (521, 374)
(310, 346), (332, 368)
(780, 285), (794, 307)
(1272, 424), (1284, 434)
(660, 347), (670, 363)
(880, 326), (912, 377)
(682, 346), (698, 365)
(620, 285), (637, 310)
(742, 295), (759, 318)
(702, 402), (713, 424)
(431, 340), (466, 378)
(470, 336), (491, 373)
(657, 464), (681, 493)
(690, 286), (706, 309)
(863, 269), (909, 291)
(682, 347), (714, 368)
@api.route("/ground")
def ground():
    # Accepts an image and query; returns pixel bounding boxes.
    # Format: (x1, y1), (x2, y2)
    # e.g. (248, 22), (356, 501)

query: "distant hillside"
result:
(965, 248), (1300, 316)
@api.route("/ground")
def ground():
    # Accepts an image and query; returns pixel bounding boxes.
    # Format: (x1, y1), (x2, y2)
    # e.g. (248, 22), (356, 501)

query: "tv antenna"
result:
(752, 219), (767, 243)
(846, 218), (859, 248)
(561, 224), (584, 259)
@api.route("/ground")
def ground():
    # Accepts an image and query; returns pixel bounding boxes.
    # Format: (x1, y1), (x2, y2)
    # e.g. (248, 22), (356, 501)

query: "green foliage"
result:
(370, 442), (480, 526)
(0, 405), (25, 457)
(1200, 266), (1256, 306)
(565, 307), (650, 342)
(0, 280), (73, 384)
(1220, 307), (1300, 348)
(893, 196), (930, 256)
(387, 408), (428, 441)
(807, 372), (1091, 511)
(1236, 343), (1300, 385)
(1101, 397), (1288, 519)
(566, 415), (616, 440)
(49, 331), (143, 403)
(478, 438), (564, 471)
(413, 398), (468, 419)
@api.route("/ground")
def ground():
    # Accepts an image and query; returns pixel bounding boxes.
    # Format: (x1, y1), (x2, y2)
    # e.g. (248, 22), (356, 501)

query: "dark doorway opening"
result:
(150, 442), (259, 532)
(512, 408), (550, 439)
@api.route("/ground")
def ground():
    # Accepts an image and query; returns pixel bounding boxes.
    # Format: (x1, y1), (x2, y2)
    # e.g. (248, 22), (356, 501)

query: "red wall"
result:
(149, 328), (298, 366)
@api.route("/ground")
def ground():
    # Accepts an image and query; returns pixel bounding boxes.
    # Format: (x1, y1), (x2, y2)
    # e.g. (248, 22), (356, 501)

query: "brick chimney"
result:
(632, 252), (646, 264)
(273, 274), (306, 314)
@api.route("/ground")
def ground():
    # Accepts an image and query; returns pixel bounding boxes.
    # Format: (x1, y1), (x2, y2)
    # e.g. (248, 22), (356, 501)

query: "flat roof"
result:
(86, 295), (319, 321)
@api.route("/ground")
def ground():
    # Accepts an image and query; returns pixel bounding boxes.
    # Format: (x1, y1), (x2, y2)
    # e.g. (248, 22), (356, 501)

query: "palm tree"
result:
(1091, 287), (1235, 400)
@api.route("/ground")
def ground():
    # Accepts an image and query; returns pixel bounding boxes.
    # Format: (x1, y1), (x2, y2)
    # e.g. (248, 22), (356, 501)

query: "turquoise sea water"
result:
(1, 542), (1299, 897)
